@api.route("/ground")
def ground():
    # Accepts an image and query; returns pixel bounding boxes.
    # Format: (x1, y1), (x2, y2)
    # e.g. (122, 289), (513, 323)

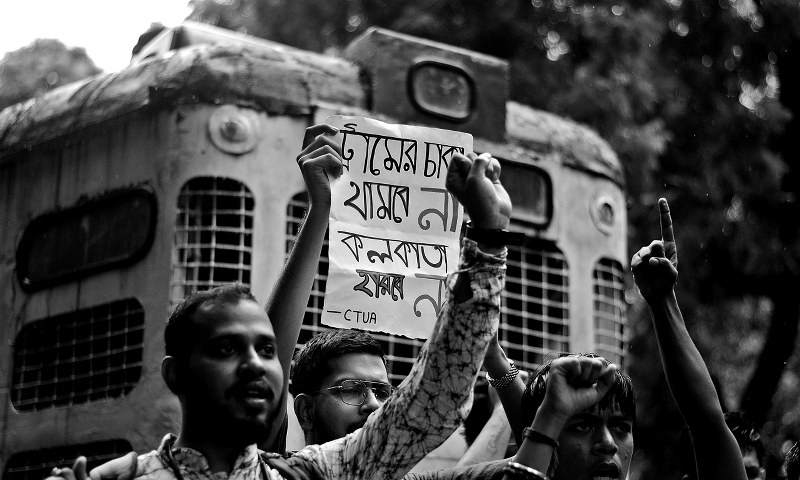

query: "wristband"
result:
(486, 360), (519, 390)
(465, 222), (524, 247)
(523, 427), (559, 449)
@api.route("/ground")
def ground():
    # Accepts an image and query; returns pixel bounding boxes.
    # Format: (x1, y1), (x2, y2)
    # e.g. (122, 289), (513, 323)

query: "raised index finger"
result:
(659, 198), (675, 244)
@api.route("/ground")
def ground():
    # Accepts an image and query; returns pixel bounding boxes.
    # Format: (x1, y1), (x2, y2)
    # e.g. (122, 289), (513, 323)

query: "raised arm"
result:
(631, 198), (746, 480)
(483, 333), (527, 446)
(267, 124), (342, 380)
(295, 152), (511, 479)
(260, 124), (342, 451)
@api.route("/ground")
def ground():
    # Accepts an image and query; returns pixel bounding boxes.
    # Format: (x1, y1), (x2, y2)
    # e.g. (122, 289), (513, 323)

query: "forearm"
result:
(648, 291), (721, 423)
(499, 378), (526, 446)
(507, 407), (565, 476)
(267, 204), (329, 374)
(648, 291), (746, 480)
(457, 402), (513, 466)
(452, 242), (504, 302)
(261, 205), (328, 451)
(483, 352), (526, 446)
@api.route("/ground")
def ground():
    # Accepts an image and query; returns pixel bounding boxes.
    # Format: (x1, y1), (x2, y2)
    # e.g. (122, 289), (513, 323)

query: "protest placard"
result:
(321, 115), (472, 339)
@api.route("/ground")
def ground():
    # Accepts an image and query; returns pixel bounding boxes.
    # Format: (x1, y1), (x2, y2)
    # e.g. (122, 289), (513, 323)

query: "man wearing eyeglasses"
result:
(291, 329), (392, 444)
(288, 318), (509, 480)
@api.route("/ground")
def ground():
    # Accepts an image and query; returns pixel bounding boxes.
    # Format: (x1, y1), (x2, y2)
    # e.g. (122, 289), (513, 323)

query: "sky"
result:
(0, 0), (193, 73)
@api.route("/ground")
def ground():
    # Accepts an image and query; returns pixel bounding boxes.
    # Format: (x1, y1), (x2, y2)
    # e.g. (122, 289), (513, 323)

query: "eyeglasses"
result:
(313, 379), (393, 406)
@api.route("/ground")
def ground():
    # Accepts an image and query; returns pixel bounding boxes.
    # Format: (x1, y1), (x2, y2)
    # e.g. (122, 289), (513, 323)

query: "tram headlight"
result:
(408, 60), (474, 122)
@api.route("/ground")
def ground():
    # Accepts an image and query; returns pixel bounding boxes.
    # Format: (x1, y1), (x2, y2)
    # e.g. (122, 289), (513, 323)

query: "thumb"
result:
(594, 364), (618, 400)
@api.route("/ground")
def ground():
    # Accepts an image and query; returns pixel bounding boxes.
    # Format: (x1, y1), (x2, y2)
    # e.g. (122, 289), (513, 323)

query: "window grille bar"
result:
(592, 258), (626, 365)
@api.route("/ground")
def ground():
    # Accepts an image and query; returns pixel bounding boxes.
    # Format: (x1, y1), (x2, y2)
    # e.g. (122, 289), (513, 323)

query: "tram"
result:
(0, 22), (626, 477)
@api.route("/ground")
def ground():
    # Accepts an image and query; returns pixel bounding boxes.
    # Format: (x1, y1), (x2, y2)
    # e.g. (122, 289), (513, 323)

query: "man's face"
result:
(552, 404), (634, 480)
(181, 299), (283, 444)
(310, 352), (391, 443)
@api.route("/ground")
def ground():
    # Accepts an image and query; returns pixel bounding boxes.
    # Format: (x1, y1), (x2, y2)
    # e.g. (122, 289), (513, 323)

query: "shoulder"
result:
(292, 444), (324, 463)
(259, 448), (327, 480)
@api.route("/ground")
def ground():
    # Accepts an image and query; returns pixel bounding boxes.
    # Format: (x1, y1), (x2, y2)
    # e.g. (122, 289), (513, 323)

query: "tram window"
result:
(593, 258), (626, 365)
(286, 192), (425, 386)
(16, 188), (157, 291)
(11, 299), (144, 412)
(3, 440), (133, 480)
(500, 236), (569, 372)
(171, 177), (254, 302)
(498, 162), (552, 228)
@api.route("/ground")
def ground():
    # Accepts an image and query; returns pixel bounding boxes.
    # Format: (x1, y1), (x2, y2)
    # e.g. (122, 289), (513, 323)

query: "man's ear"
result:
(162, 356), (182, 394)
(293, 394), (316, 432)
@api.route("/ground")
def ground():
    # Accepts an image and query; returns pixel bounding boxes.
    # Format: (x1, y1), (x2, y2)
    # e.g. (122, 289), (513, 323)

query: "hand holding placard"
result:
(322, 115), (471, 339)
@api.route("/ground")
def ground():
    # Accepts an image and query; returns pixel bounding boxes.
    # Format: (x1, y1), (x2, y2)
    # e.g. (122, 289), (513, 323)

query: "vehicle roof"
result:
(0, 28), (622, 185)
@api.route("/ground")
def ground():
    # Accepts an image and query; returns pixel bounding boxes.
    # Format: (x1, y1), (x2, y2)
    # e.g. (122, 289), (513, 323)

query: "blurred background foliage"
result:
(3, 0), (800, 477)
(0, 39), (100, 110)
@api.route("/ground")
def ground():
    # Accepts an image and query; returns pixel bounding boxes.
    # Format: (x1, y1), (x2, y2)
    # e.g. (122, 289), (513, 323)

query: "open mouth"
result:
(591, 462), (621, 480)
(233, 382), (273, 407)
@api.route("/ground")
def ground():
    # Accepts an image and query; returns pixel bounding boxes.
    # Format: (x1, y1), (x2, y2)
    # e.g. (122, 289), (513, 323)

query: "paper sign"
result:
(321, 116), (472, 339)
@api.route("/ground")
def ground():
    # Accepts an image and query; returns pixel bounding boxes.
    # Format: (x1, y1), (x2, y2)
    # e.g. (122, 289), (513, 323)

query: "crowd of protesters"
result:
(43, 124), (794, 480)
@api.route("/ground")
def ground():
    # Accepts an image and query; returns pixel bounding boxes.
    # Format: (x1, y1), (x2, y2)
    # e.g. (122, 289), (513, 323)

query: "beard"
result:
(231, 414), (273, 445)
(186, 393), (281, 447)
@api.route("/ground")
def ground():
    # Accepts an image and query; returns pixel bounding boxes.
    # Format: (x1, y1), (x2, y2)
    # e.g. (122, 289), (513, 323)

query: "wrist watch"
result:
(465, 222), (524, 248)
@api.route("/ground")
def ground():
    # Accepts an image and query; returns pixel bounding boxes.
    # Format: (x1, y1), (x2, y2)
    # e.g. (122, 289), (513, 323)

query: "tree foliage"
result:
(0, 38), (101, 111)
(195, 0), (800, 474)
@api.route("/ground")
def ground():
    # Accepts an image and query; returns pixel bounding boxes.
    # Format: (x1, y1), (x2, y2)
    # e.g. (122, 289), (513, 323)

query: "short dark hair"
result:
(165, 283), (258, 362)
(290, 329), (386, 396)
(725, 411), (764, 463)
(520, 352), (636, 428)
